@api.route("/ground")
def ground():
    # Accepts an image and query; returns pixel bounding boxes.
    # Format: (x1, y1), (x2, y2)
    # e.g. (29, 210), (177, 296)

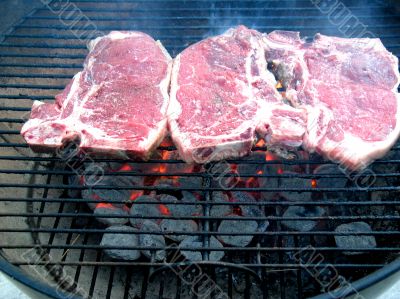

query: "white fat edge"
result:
(156, 40), (172, 61)
(257, 102), (305, 146)
(88, 31), (143, 51)
(108, 31), (143, 40)
(21, 117), (51, 134)
(194, 137), (254, 163)
(156, 40), (173, 116)
(88, 35), (104, 52)
(21, 100), (46, 133)
(32, 100), (46, 109)
(138, 118), (169, 153)
(391, 54), (400, 93)
(59, 72), (82, 111)
(166, 54), (193, 160)
(261, 34), (298, 51)
(303, 104), (333, 151)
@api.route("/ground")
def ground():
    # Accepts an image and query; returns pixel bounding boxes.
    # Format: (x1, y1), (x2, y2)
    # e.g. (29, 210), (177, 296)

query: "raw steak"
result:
(263, 31), (400, 170)
(21, 31), (172, 159)
(168, 26), (306, 163)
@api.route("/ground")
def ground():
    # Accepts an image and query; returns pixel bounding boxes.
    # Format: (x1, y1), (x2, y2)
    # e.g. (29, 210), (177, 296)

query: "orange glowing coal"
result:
(245, 177), (258, 188)
(154, 150), (170, 174)
(255, 139), (266, 147)
(277, 167), (284, 175)
(159, 204), (171, 216)
(160, 137), (174, 147)
(265, 152), (275, 161)
(129, 190), (143, 201)
(118, 163), (133, 172)
(257, 170), (263, 175)
(275, 81), (283, 89)
(95, 203), (116, 209)
(311, 179), (317, 188)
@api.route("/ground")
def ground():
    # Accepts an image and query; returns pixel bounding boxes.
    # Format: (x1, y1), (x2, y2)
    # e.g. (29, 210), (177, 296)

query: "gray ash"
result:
(282, 206), (326, 232)
(100, 225), (140, 261)
(313, 164), (348, 200)
(180, 236), (224, 261)
(210, 191), (233, 217)
(159, 192), (201, 217)
(94, 204), (129, 226)
(231, 191), (269, 232)
(334, 222), (377, 255)
(139, 220), (166, 261)
(129, 195), (162, 228)
(313, 164), (348, 189)
(160, 219), (198, 242)
(279, 171), (312, 202)
(82, 176), (133, 210)
(218, 215), (258, 247)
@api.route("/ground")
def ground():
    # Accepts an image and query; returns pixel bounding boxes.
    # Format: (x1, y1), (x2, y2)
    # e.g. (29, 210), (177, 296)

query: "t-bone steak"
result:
(168, 25), (306, 163)
(21, 31), (172, 159)
(263, 31), (400, 170)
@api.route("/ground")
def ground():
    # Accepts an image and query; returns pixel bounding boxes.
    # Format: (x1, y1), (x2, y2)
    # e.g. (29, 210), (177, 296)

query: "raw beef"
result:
(168, 26), (306, 163)
(263, 31), (400, 170)
(21, 31), (172, 159)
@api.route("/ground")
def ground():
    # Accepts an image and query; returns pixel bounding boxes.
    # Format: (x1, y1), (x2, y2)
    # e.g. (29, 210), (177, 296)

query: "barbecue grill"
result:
(1, 0), (400, 298)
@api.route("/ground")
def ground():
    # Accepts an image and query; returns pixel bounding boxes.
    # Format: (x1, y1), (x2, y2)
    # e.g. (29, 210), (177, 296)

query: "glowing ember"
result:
(311, 179), (317, 188)
(228, 164), (240, 187)
(277, 168), (284, 175)
(275, 81), (283, 89)
(245, 177), (258, 189)
(159, 137), (174, 147)
(159, 204), (171, 215)
(265, 152), (275, 161)
(255, 139), (266, 147)
(156, 150), (170, 174)
(118, 163), (133, 172)
(96, 203), (116, 209)
(257, 170), (263, 175)
(129, 191), (143, 201)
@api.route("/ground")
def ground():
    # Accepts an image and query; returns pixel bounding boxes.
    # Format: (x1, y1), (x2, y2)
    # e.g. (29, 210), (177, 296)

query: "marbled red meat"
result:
(168, 26), (306, 163)
(263, 31), (400, 170)
(21, 31), (172, 159)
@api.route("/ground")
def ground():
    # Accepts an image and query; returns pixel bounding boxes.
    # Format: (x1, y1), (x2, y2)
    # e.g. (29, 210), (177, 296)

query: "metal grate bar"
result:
(24, 13), (400, 21)
(33, 6), (386, 13)
(1, 213), (399, 221)
(1, 198), (399, 207)
(4, 261), (389, 268)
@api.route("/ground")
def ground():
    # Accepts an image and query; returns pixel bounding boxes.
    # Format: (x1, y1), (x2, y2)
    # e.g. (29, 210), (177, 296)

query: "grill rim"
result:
(1, 248), (400, 299)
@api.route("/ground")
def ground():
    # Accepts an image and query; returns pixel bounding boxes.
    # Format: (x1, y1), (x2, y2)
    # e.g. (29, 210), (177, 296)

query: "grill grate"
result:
(0, 1), (400, 298)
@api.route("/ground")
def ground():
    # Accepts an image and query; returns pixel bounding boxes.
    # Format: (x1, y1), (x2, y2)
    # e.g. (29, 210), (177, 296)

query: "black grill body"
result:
(0, 1), (400, 299)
